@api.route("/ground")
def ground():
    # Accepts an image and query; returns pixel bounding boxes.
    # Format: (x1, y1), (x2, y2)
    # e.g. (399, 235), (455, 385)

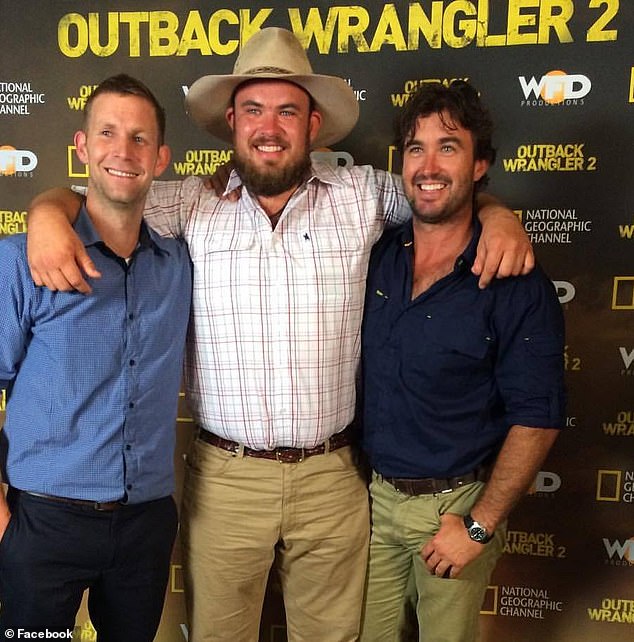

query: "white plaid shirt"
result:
(144, 162), (408, 449)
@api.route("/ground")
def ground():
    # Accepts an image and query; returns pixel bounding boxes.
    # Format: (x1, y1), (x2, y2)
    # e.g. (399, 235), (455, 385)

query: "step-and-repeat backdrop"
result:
(1, 1), (632, 640)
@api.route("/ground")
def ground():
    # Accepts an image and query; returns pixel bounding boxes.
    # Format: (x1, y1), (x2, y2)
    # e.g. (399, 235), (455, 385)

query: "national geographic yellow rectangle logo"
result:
(629, 67), (634, 103)
(596, 470), (621, 502)
(612, 277), (634, 310)
(387, 145), (400, 174)
(170, 564), (184, 593)
(480, 585), (499, 615)
(68, 145), (89, 178)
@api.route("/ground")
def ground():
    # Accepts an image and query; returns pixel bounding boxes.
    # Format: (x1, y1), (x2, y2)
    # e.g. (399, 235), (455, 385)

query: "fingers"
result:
(36, 265), (93, 294)
(473, 243), (535, 289)
(79, 252), (102, 280)
(30, 267), (44, 288)
(422, 548), (459, 579)
(33, 254), (100, 294)
(521, 250), (535, 274)
(475, 260), (497, 290)
(28, 242), (101, 294)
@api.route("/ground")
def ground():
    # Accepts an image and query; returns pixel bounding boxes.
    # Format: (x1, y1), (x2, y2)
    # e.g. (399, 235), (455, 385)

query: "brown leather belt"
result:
(384, 466), (489, 496)
(21, 490), (124, 512)
(197, 426), (353, 463)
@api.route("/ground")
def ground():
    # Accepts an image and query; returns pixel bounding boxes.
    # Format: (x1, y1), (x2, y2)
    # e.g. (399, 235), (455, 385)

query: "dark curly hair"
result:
(395, 80), (496, 190)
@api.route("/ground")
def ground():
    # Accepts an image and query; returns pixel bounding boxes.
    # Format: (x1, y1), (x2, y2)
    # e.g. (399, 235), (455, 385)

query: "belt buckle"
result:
(93, 501), (112, 511)
(275, 447), (304, 463)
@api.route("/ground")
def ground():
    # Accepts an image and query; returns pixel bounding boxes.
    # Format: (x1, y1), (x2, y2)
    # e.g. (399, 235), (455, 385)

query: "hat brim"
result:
(185, 73), (359, 149)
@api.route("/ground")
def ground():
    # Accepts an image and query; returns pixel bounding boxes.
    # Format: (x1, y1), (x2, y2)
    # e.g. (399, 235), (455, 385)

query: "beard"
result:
(407, 173), (473, 225)
(233, 136), (312, 197)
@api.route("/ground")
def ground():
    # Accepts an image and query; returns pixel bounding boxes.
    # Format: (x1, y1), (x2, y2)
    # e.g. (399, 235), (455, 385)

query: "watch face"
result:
(464, 515), (490, 543)
(470, 526), (487, 542)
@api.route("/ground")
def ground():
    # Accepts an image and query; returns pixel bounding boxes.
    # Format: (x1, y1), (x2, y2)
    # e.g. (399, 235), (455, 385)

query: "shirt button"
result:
(126, 484), (132, 491)
(129, 359), (136, 366)
(125, 444), (131, 451)
(128, 313), (134, 320)
(129, 402), (134, 408)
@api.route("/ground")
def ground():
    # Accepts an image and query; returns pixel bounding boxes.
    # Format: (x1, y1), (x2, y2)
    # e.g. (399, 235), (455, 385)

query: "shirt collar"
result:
(74, 204), (171, 256)
(397, 214), (482, 272)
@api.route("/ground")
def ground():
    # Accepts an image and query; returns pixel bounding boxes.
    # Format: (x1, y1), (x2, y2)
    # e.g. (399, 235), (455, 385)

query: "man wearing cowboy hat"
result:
(27, 27), (532, 641)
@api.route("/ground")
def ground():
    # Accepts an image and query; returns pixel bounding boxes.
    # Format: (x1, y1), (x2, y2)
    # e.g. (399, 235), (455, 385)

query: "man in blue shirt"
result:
(360, 82), (565, 642)
(0, 75), (191, 641)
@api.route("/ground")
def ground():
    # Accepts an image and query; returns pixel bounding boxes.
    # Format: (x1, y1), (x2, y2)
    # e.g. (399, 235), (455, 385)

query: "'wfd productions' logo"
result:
(531, 471), (561, 494)
(596, 470), (634, 503)
(553, 281), (575, 305)
(519, 70), (591, 106)
(0, 145), (38, 176)
(603, 536), (634, 566)
(619, 348), (634, 375)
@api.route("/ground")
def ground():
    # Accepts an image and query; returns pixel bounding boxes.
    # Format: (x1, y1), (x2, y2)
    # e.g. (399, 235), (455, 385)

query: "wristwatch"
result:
(463, 514), (493, 544)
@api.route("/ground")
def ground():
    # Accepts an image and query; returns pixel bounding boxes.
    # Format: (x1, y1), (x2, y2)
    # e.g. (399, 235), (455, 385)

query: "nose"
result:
(419, 150), (439, 175)
(258, 110), (283, 136)
(112, 135), (134, 158)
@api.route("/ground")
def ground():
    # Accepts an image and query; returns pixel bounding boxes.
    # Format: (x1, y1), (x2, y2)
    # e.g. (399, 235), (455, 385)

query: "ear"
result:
(308, 109), (322, 146)
(153, 144), (171, 178)
(225, 105), (235, 131)
(74, 130), (88, 164)
(473, 158), (489, 183)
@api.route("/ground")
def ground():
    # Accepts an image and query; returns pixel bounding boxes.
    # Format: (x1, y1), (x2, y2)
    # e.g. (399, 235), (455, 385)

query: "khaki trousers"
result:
(181, 438), (370, 642)
(360, 473), (505, 642)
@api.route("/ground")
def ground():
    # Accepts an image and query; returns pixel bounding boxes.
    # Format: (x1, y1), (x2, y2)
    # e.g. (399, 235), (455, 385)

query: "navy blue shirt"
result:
(0, 206), (192, 503)
(361, 219), (565, 479)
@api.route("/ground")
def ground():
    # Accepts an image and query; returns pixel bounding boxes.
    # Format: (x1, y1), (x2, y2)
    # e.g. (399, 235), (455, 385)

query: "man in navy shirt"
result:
(0, 75), (191, 641)
(360, 82), (565, 642)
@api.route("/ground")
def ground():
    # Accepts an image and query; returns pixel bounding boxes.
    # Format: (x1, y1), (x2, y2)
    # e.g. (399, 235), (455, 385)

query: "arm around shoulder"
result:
(27, 187), (101, 294)
(474, 192), (535, 288)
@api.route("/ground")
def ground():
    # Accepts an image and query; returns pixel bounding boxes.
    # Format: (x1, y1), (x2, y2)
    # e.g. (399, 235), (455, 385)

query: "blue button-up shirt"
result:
(361, 219), (565, 479)
(0, 207), (192, 503)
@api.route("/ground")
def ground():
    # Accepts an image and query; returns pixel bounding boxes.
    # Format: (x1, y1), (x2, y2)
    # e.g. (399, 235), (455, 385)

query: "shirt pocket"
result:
(524, 333), (563, 358)
(188, 229), (260, 321)
(404, 315), (495, 387)
(189, 228), (256, 260)
(286, 224), (368, 305)
(521, 332), (565, 397)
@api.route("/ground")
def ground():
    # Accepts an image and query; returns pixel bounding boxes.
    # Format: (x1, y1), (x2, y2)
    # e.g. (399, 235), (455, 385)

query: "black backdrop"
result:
(1, 2), (633, 640)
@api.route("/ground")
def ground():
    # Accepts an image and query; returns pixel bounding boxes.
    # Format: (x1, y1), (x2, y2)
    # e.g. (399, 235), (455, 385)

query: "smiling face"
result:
(402, 110), (488, 226)
(225, 80), (322, 197)
(74, 92), (170, 213)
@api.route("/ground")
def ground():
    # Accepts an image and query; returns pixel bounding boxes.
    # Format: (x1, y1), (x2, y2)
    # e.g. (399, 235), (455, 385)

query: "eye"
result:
(134, 135), (145, 144)
(441, 144), (456, 153)
(100, 129), (112, 137)
(406, 144), (422, 155)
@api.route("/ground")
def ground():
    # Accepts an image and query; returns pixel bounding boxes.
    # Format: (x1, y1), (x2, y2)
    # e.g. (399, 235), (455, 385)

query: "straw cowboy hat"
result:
(185, 27), (359, 148)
